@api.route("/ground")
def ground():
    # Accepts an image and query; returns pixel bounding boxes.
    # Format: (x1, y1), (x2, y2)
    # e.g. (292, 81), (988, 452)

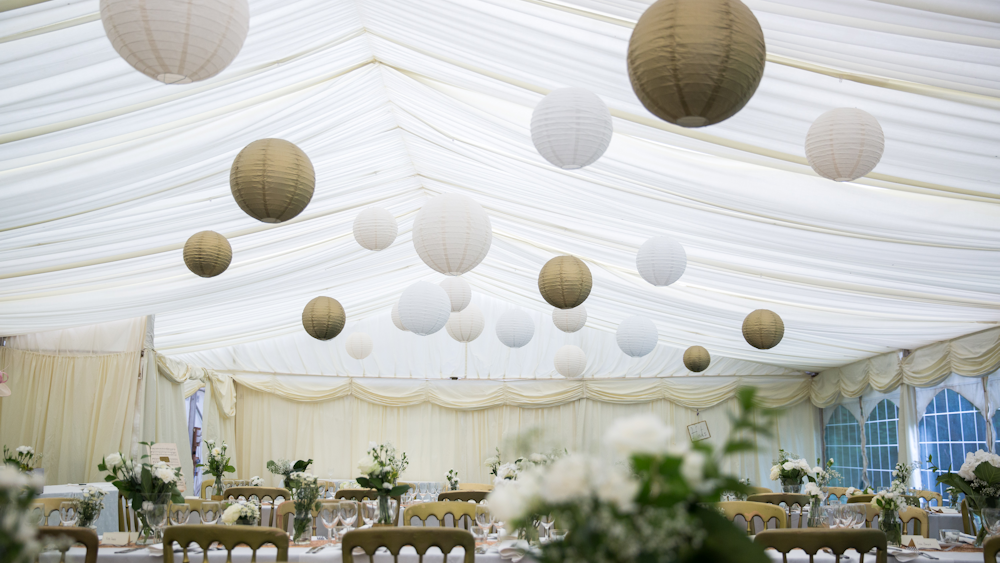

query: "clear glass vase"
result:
(879, 510), (902, 547)
(292, 512), (312, 545)
(807, 497), (824, 527)
(79, 506), (102, 530)
(781, 481), (802, 494)
(376, 495), (398, 526)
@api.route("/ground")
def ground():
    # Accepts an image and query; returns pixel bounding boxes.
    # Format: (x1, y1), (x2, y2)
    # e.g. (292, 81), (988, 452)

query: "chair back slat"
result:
(342, 528), (474, 563)
(37, 527), (99, 563)
(899, 506), (929, 538)
(403, 501), (477, 528)
(746, 494), (811, 529)
(437, 491), (488, 503)
(457, 483), (493, 492)
(163, 524), (288, 563)
(753, 529), (887, 563)
(717, 501), (788, 534)
(223, 487), (290, 527)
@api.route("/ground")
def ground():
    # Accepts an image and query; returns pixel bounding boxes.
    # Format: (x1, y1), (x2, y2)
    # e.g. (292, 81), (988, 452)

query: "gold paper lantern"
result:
(627, 0), (766, 127)
(302, 296), (346, 341)
(230, 139), (315, 223)
(683, 346), (711, 373)
(538, 256), (592, 309)
(742, 309), (784, 350)
(183, 231), (232, 278)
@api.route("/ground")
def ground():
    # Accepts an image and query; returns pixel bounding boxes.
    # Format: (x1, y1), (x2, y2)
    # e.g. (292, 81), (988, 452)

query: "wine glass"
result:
(170, 504), (191, 526)
(471, 525), (487, 553)
(361, 500), (376, 527)
(340, 502), (358, 528)
(143, 503), (169, 543)
(538, 514), (555, 540)
(59, 501), (79, 527)
(334, 524), (349, 544)
(201, 502), (221, 525)
(320, 505), (338, 545)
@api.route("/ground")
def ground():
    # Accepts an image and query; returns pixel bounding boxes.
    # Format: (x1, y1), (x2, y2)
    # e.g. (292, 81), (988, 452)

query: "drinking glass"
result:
(846, 504), (867, 529)
(169, 504), (191, 526)
(59, 501), (79, 527)
(340, 502), (358, 528)
(471, 525), (487, 553)
(475, 505), (492, 532)
(334, 525), (349, 544)
(538, 514), (555, 540)
(143, 503), (169, 543)
(201, 502), (221, 525)
(939, 529), (961, 544)
(550, 529), (568, 542)
(361, 500), (377, 527)
(320, 505), (338, 545)
(983, 509), (1000, 538)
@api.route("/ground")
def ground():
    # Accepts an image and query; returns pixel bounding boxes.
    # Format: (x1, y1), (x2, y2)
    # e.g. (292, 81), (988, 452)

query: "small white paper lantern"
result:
(616, 316), (658, 357)
(391, 301), (408, 332)
(398, 281), (451, 336)
(496, 309), (535, 348)
(100, 0), (250, 84)
(552, 305), (587, 333)
(531, 88), (613, 170)
(805, 108), (885, 182)
(446, 304), (485, 343)
(439, 277), (472, 313)
(353, 207), (398, 251)
(636, 236), (687, 287)
(412, 193), (492, 275)
(554, 345), (587, 378)
(345, 333), (373, 360)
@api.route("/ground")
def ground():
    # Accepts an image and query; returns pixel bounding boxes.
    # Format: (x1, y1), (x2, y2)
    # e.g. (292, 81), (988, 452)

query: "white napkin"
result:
(498, 540), (530, 562)
(146, 544), (164, 556)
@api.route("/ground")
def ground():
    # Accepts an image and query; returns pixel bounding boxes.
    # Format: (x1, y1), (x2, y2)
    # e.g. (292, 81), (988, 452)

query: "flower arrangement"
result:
(197, 439), (235, 494)
(930, 450), (1000, 545)
(266, 458), (313, 490)
(494, 462), (519, 485)
(98, 443), (184, 543)
(356, 442), (410, 525)
(221, 499), (260, 526)
(486, 388), (774, 563)
(807, 458), (842, 487)
(0, 465), (46, 563)
(287, 472), (321, 543)
(846, 486), (874, 496)
(769, 450), (811, 490)
(446, 469), (460, 491)
(249, 476), (263, 487)
(871, 489), (905, 546)
(78, 486), (106, 529)
(891, 461), (917, 489)
(485, 447), (522, 479)
(3, 446), (36, 473)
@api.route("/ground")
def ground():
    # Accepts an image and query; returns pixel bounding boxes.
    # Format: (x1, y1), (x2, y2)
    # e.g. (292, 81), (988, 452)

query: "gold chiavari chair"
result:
(753, 529), (887, 563)
(438, 490), (488, 503)
(36, 526), (99, 563)
(162, 525), (289, 563)
(403, 501), (477, 529)
(717, 501), (787, 535)
(342, 528), (474, 563)
(223, 487), (290, 528)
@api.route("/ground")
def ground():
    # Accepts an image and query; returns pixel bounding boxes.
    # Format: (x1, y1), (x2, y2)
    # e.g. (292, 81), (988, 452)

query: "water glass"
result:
(142, 503), (169, 542)
(983, 509), (1000, 538)
(320, 505), (338, 544)
(939, 529), (961, 544)
(340, 501), (358, 528)
(846, 504), (867, 528)
(471, 525), (487, 553)
(550, 529), (568, 542)
(59, 501), (79, 527)
(475, 505), (492, 531)
(361, 500), (377, 527)
(334, 525), (349, 543)
(538, 514), (555, 539)
(201, 501), (221, 524)
(170, 504), (191, 526)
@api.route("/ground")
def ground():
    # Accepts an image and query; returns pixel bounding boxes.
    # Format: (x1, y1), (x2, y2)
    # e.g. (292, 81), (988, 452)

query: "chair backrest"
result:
(457, 483), (493, 492)
(911, 490), (943, 508)
(753, 529), (887, 563)
(826, 487), (850, 505)
(335, 488), (380, 502)
(318, 480), (336, 498)
(717, 501), (787, 534)
(861, 504), (880, 529)
(961, 499), (979, 536)
(746, 494), (811, 529)
(37, 526), (99, 563)
(438, 491), (488, 503)
(342, 528), (474, 563)
(276, 499), (358, 534)
(31, 498), (76, 521)
(899, 506), (929, 538)
(163, 524), (289, 563)
(748, 486), (773, 495)
(224, 487), (290, 527)
(403, 501), (477, 528)
(846, 494), (875, 504)
(985, 535), (1000, 563)
(168, 499), (217, 524)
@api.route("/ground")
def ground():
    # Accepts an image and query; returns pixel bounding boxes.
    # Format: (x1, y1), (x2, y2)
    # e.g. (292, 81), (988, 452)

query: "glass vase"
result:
(131, 500), (155, 545)
(78, 505), (102, 530)
(807, 497), (824, 527)
(879, 510), (902, 547)
(781, 480), (802, 494)
(376, 495), (397, 526)
(292, 512), (312, 545)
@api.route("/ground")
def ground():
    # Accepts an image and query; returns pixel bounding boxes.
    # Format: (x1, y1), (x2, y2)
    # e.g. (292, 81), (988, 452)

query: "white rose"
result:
(811, 467), (822, 476)
(383, 483), (392, 490)
(484, 456), (499, 466)
(680, 451), (706, 487)
(16, 446), (33, 455)
(212, 448), (221, 456)
(357, 454), (378, 476)
(769, 466), (780, 481)
(539, 455), (591, 504)
(803, 482), (822, 498)
(104, 452), (123, 469)
(221, 504), (240, 524)
(595, 466), (639, 513)
(528, 453), (546, 463)
(0, 466), (25, 489)
(154, 467), (176, 483)
(782, 461), (794, 471)
(604, 414), (673, 457)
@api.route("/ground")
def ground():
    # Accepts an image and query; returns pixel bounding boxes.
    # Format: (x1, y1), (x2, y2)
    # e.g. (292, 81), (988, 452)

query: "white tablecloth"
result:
(40, 483), (119, 536)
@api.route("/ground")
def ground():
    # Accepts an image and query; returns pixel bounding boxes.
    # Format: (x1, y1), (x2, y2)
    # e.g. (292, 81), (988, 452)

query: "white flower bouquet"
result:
(197, 439), (235, 493)
(78, 486), (107, 528)
(446, 469), (460, 491)
(266, 458), (313, 490)
(356, 442), (410, 524)
(287, 472), (321, 543)
(872, 489), (905, 545)
(0, 465), (46, 563)
(221, 499), (260, 526)
(3, 446), (37, 473)
(806, 458), (842, 487)
(249, 476), (263, 487)
(98, 443), (184, 543)
(485, 447), (523, 479)
(846, 486), (874, 496)
(494, 462), (519, 485)
(769, 450), (811, 490)
(930, 450), (1000, 545)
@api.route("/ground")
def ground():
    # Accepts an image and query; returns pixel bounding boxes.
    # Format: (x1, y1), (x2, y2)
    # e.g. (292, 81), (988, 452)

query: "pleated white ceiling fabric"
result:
(0, 0), (998, 375)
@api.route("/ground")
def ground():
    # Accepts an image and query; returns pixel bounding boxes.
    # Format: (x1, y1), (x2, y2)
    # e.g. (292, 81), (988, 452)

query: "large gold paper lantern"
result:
(627, 0), (766, 127)
(683, 346), (711, 373)
(742, 309), (784, 350)
(230, 139), (315, 223)
(183, 231), (232, 278)
(538, 256), (592, 309)
(302, 296), (346, 341)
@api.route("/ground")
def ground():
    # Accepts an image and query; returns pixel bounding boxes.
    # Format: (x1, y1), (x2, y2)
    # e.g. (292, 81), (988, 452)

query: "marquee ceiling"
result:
(0, 0), (998, 376)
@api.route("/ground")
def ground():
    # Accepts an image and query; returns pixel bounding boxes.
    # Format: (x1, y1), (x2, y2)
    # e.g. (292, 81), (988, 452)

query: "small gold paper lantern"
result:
(230, 139), (315, 223)
(683, 346), (710, 372)
(302, 296), (346, 341)
(183, 231), (232, 278)
(627, 0), (766, 127)
(742, 309), (784, 350)
(538, 256), (592, 309)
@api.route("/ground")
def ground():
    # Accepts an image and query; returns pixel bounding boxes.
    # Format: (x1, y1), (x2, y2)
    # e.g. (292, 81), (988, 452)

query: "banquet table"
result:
(40, 483), (119, 536)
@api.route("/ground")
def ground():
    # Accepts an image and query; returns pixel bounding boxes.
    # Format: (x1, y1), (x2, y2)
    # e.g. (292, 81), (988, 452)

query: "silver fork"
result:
(906, 545), (939, 560)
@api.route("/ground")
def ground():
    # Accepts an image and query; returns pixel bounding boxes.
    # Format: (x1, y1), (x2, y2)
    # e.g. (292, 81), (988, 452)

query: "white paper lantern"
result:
(439, 277), (472, 313)
(391, 301), (408, 332)
(345, 333), (373, 360)
(496, 309), (535, 348)
(353, 207), (398, 251)
(531, 88), (613, 170)
(616, 316), (658, 357)
(552, 306), (587, 333)
(636, 236), (687, 287)
(805, 108), (885, 182)
(398, 281), (451, 336)
(100, 0), (250, 84)
(446, 304), (485, 343)
(554, 345), (587, 378)
(412, 194), (492, 275)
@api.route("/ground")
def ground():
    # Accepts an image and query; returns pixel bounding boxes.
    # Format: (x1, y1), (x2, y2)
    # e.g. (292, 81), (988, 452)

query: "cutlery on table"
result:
(114, 547), (146, 554)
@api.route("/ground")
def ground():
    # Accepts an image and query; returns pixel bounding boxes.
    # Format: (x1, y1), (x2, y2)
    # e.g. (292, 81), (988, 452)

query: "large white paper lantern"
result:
(805, 108), (885, 182)
(391, 301), (408, 332)
(496, 309), (535, 348)
(345, 333), (373, 360)
(636, 236), (687, 287)
(439, 277), (472, 313)
(552, 305), (587, 333)
(531, 88), (613, 170)
(398, 281), (451, 336)
(616, 316), (658, 357)
(554, 345), (587, 378)
(353, 207), (398, 251)
(446, 305), (485, 343)
(412, 194), (492, 275)
(100, 0), (250, 84)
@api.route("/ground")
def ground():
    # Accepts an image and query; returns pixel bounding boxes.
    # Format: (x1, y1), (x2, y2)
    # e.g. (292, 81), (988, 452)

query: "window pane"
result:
(865, 400), (899, 489)
(919, 390), (987, 498)
(825, 406), (862, 487)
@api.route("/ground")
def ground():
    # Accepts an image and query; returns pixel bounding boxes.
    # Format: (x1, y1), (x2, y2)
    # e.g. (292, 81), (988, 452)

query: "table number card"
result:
(687, 421), (711, 442)
(909, 537), (940, 550)
(102, 532), (138, 545)
(147, 442), (185, 492)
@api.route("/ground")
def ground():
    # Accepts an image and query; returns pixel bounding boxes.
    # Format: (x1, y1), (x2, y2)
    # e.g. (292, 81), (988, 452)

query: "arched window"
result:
(825, 405), (863, 487)
(919, 389), (987, 495)
(864, 399), (899, 489)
